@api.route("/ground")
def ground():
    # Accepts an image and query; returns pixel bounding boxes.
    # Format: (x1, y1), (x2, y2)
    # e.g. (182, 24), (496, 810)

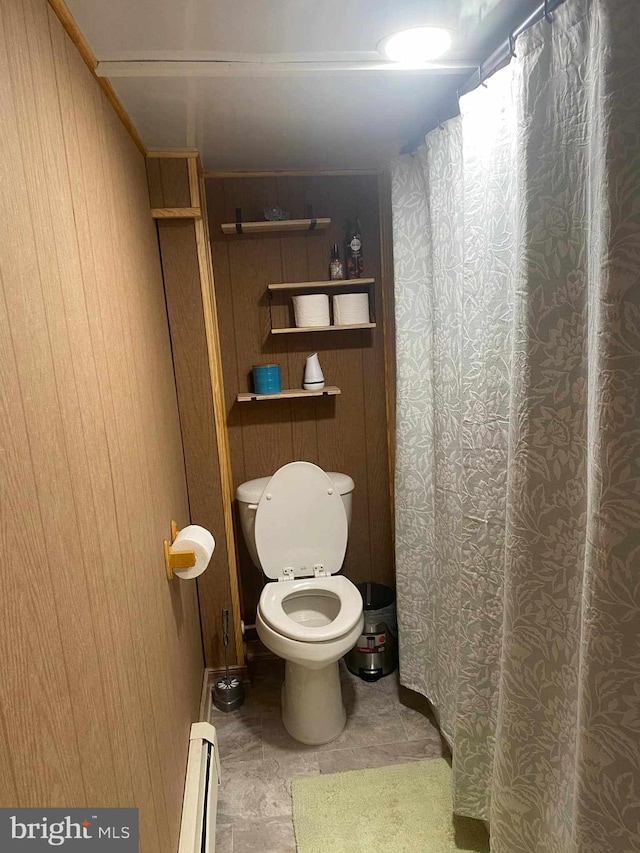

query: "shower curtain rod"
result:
(400, 0), (568, 155)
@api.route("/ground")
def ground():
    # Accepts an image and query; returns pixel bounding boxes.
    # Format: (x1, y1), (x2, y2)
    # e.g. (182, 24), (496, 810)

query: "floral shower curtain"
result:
(391, 0), (640, 850)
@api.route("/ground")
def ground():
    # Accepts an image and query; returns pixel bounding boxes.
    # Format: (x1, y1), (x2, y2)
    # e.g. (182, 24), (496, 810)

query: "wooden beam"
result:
(46, 0), (147, 156)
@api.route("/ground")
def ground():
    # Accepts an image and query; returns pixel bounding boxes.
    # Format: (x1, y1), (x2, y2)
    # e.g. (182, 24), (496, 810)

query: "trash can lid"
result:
(356, 582), (395, 610)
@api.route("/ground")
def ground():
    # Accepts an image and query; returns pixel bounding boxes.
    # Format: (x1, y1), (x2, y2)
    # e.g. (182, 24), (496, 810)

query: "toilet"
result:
(236, 462), (364, 744)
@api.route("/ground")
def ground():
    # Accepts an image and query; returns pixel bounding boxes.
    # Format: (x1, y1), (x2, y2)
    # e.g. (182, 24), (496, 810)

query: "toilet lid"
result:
(255, 462), (348, 580)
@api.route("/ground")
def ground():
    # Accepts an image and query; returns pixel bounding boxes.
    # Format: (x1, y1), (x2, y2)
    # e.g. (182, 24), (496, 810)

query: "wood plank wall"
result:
(147, 157), (243, 668)
(207, 175), (394, 622)
(0, 3), (203, 851)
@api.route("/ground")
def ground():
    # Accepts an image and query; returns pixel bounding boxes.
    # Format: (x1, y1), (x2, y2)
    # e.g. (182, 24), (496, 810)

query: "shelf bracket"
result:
(306, 204), (317, 230)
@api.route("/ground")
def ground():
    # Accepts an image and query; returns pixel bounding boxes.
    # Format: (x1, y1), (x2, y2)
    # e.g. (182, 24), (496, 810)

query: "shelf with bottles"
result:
(267, 277), (376, 335)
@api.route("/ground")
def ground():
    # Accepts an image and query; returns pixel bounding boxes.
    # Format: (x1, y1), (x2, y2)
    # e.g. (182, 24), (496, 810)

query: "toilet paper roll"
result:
(333, 292), (370, 326)
(172, 525), (215, 580)
(292, 294), (330, 328)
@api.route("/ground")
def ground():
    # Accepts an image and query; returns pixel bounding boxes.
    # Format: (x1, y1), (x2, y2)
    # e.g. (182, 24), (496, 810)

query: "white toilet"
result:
(236, 462), (364, 744)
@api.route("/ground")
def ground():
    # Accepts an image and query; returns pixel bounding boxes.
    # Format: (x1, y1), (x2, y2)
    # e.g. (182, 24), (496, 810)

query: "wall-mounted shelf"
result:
(237, 386), (341, 402)
(221, 218), (330, 235)
(271, 323), (376, 335)
(268, 278), (374, 292)
(268, 277), (376, 334)
(151, 207), (202, 219)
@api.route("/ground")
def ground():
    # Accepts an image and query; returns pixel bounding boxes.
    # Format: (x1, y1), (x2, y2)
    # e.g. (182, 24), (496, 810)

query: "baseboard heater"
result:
(178, 722), (221, 853)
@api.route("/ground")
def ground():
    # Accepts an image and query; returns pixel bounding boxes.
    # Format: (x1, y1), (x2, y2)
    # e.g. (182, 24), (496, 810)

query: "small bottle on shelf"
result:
(345, 219), (364, 279)
(329, 243), (344, 280)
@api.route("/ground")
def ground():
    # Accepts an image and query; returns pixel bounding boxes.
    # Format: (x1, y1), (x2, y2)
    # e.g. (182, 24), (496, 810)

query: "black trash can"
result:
(345, 582), (397, 681)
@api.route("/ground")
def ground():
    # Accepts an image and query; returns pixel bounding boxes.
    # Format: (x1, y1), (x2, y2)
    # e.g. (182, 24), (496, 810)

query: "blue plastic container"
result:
(252, 364), (282, 395)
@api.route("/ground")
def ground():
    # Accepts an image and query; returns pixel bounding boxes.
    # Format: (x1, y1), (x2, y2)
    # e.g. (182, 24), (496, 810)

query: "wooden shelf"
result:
(221, 218), (330, 235)
(271, 322), (376, 335)
(237, 386), (341, 402)
(151, 207), (202, 219)
(268, 278), (374, 292)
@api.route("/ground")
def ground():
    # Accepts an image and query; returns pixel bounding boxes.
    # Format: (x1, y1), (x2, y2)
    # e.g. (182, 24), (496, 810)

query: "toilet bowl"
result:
(236, 462), (364, 745)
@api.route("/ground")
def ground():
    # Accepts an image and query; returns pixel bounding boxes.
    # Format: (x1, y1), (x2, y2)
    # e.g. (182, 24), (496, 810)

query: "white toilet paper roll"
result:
(333, 292), (370, 326)
(172, 525), (215, 580)
(292, 294), (330, 328)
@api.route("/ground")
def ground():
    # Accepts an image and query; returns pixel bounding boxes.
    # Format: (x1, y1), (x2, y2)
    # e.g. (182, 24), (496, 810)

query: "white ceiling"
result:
(65, 0), (527, 170)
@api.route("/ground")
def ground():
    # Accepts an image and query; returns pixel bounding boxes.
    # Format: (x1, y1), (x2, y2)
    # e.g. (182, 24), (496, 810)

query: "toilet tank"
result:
(236, 471), (355, 569)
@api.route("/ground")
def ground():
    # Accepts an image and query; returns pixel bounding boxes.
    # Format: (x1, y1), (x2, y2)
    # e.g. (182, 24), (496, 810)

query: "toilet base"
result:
(281, 660), (346, 745)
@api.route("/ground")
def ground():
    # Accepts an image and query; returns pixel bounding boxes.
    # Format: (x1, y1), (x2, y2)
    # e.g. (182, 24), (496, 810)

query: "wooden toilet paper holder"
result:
(164, 520), (196, 581)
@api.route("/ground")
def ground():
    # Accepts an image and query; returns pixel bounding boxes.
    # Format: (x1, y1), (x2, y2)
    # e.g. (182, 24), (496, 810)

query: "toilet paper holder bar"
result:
(164, 519), (196, 581)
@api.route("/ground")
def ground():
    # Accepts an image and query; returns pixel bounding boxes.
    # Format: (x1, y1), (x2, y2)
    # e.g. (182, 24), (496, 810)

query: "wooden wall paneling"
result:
(203, 173), (395, 637)
(207, 180), (256, 621)
(224, 178), (296, 480)
(49, 13), (151, 819)
(302, 175), (343, 472)
(225, 178), (295, 616)
(85, 53), (195, 853)
(100, 112), (200, 843)
(146, 157), (164, 207)
(149, 158), (244, 668)
(304, 176), (371, 584)
(146, 159), (192, 209)
(195, 161), (245, 664)
(160, 159), (192, 207)
(277, 176), (320, 464)
(4, 0), (119, 806)
(0, 6), (87, 806)
(156, 218), (238, 667)
(207, 180), (245, 486)
(356, 176), (394, 586)
(1, 4), (203, 850)
(69, 46), (172, 848)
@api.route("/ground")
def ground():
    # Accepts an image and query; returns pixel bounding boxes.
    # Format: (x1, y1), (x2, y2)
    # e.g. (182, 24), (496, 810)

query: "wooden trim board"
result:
(189, 158), (245, 666)
(46, 0), (146, 155)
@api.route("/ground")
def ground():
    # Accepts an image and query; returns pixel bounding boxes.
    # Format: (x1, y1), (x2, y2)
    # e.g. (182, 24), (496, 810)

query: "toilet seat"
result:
(255, 461), (348, 579)
(259, 576), (363, 643)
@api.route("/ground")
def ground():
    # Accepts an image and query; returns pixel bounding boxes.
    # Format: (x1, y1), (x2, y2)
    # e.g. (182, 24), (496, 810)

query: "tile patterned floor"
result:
(211, 660), (450, 853)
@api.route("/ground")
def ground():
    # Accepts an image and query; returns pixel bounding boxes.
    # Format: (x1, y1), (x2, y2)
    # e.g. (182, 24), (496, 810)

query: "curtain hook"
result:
(508, 33), (517, 58)
(544, 0), (553, 23)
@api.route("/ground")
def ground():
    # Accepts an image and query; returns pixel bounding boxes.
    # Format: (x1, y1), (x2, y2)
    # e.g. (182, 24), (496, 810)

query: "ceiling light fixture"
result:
(379, 27), (452, 65)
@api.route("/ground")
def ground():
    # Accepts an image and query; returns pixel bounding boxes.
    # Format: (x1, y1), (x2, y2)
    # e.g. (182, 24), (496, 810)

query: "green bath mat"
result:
(291, 759), (489, 853)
